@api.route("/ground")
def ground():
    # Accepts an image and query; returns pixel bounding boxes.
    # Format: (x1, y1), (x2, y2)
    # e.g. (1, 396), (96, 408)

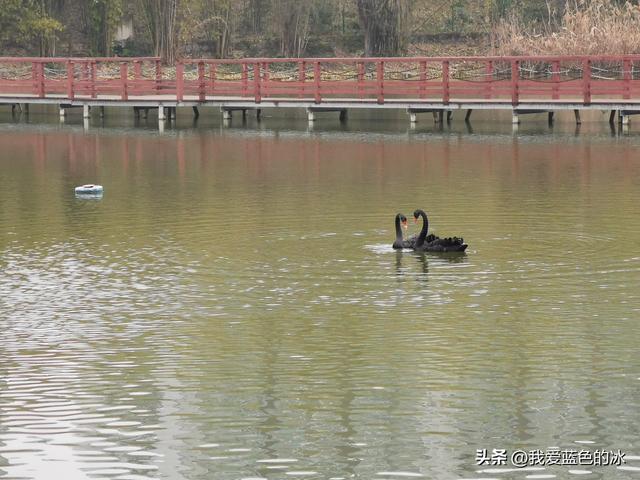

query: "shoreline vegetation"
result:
(0, 1), (639, 63)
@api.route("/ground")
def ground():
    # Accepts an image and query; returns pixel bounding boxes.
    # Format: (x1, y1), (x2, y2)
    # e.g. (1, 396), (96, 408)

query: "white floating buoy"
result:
(74, 184), (104, 196)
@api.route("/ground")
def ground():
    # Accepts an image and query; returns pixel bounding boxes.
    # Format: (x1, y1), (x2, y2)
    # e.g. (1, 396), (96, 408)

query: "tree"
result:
(179, 0), (236, 58)
(140, 0), (178, 63)
(88, 0), (123, 56)
(271, 0), (313, 57)
(356, 0), (408, 56)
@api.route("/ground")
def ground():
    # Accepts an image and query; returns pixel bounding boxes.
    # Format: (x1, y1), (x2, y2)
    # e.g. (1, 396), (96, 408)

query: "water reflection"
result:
(1, 118), (640, 480)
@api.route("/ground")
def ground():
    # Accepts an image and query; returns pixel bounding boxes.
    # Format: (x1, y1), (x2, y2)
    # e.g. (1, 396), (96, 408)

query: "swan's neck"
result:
(417, 211), (429, 245)
(394, 215), (403, 242)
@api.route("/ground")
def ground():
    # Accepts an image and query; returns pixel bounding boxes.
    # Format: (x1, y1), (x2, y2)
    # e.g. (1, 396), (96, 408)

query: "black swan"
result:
(392, 213), (418, 249)
(412, 209), (467, 252)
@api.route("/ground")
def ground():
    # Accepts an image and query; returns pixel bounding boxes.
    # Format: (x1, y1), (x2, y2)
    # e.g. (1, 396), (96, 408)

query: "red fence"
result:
(1, 55), (640, 105)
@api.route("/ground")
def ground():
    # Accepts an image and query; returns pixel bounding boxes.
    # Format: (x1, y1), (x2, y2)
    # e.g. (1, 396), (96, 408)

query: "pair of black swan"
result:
(393, 209), (467, 252)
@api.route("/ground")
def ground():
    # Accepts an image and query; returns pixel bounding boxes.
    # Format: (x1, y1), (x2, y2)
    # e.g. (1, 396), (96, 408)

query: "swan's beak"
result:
(401, 220), (408, 230)
(413, 217), (418, 224)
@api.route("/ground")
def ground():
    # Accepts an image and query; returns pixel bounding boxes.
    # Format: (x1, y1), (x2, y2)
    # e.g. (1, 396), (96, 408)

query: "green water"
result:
(1, 114), (639, 480)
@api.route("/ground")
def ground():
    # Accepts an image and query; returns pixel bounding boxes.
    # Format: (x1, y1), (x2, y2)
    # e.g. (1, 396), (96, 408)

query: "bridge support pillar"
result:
(621, 113), (630, 126)
(548, 112), (554, 124)
(339, 109), (347, 122)
(83, 104), (90, 119)
(222, 109), (232, 120)
(465, 109), (472, 122)
(256, 109), (262, 121)
(307, 109), (315, 122)
(59, 106), (66, 119)
(158, 106), (166, 121)
(573, 110), (582, 125)
(409, 111), (417, 123)
(512, 111), (519, 124)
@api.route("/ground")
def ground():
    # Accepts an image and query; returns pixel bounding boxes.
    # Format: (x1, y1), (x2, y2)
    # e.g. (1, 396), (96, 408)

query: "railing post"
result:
(155, 60), (162, 92)
(484, 60), (493, 99)
(357, 61), (365, 99)
(176, 62), (184, 101)
(623, 58), (631, 100)
(511, 59), (519, 106)
(582, 58), (591, 105)
(442, 60), (450, 104)
(38, 62), (45, 98)
(90, 61), (97, 98)
(376, 60), (384, 104)
(298, 60), (306, 98)
(31, 62), (39, 97)
(198, 61), (205, 101)
(209, 63), (216, 96)
(314, 61), (321, 103)
(552, 60), (560, 100)
(132, 60), (141, 96)
(254, 62), (261, 103)
(419, 60), (427, 99)
(120, 62), (128, 100)
(67, 61), (74, 100)
(242, 62), (248, 97)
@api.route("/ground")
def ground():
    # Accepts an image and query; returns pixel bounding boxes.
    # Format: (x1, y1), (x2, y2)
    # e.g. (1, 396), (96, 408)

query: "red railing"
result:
(1, 55), (640, 105)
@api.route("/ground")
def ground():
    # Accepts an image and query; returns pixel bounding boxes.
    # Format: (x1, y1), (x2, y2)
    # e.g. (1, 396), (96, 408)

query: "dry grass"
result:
(495, 0), (640, 56)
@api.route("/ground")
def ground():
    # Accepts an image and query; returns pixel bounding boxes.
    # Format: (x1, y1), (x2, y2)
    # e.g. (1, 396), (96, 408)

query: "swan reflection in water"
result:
(395, 249), (467, 283)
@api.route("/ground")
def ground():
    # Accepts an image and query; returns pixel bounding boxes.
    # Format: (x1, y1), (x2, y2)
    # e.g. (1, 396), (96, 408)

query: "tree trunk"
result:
(356, 0), (407, 57)
(273, 0), (311, 57)
(142, 0), (178, 64)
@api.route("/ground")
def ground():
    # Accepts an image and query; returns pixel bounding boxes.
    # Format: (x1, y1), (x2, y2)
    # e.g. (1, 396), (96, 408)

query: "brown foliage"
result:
(495, 0), (640, 56)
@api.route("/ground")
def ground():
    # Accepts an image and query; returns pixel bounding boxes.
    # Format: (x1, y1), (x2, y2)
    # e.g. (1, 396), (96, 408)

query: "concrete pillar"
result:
(446, 110), (453, 123)
(622, 113), (630, 126)
(512, 111), (520, 124)
(574, 109), (582, 125)
(22, 104), (29, 114)
(548, 111), (555, 124)
(339, 109), (347, 121)
(307, 109), (315, 122)
(465, 109), (472, 121)
(83, 104), (90, 119)
(222, 109), (232, 120)
(100, 106), (105, 118)
(256, 109), (262, 121)
(242, 109), (247, 120)
(158, 106), (166, 120)
(59, 106), (66, 118)
(83, 117), (90, 130)
(408, 111), (417, 123)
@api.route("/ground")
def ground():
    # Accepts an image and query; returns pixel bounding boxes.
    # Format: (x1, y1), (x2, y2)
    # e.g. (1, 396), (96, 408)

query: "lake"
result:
(1, 111), (639, 480)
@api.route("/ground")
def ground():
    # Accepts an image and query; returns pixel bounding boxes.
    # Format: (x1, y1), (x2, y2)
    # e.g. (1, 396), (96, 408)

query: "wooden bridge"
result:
(2, 55), (640, 127)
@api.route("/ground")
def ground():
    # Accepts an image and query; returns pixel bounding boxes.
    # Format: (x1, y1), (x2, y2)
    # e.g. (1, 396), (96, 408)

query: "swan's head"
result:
(399, 214), (408, 230)
(413, 209), (423, 224)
